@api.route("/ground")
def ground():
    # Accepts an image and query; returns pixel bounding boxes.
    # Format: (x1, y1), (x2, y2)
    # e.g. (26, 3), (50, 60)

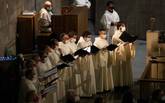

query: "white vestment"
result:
(73, 0), (91, 8)
(93, 37), (114, 92)
(101, 10), (120, 42)
(76, 37), (96, 96)
(112, 30), (135, 87)
(39, 8), (53, 32)
(18, 78), (38, 103)
(48, 48), (60, 66)
(47, 48), (60, 103)
(58, 41), (74, 102)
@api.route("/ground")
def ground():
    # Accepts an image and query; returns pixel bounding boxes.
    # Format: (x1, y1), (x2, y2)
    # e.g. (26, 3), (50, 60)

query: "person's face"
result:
(41, 53), (48, 63)
(99, 31), (107, 39)
(29, 71), (35, 80)
(63, 35), (70, 43)
(107, 4), (114, 13)
(119, 24), (126, 32)
(46, 5), (52, 11)
(84, 35), (91, 41)
(34, 56), (41, 62)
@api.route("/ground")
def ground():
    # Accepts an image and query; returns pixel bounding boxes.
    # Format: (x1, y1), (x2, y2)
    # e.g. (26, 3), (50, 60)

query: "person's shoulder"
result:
(95, 37), (101, 41)
(104, 10), (110, 15)
(40, 8), (47, 13)
(113, 10), (119, 15)
(78, 36), (84, 43)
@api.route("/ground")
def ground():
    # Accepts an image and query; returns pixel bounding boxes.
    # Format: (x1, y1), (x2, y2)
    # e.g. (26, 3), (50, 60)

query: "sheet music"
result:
(83, 46), (91, 53)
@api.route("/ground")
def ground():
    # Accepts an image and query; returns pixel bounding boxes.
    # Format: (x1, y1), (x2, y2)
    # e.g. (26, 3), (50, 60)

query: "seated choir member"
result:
(18, 69), (40, 103)
(77, 31), (96, 96)
(73, 0), (91, 8)
(112, 21), (135, 87)
(39, 1), (53, 33)
(93, 29), (114, 92)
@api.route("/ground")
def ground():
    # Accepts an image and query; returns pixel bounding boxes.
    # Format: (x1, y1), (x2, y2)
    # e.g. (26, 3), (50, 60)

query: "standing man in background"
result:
(100, 1), (120, 43)
(39, 1), (53, 33)
(73, 0), (91, 8)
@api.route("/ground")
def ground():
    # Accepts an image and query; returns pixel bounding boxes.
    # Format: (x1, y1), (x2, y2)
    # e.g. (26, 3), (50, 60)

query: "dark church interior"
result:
(1, 0), (165, 103)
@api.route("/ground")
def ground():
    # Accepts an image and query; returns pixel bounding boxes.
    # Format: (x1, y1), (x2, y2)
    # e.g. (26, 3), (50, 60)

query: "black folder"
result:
(90, 45), (100, 54)
(74, 49), (90, 57)
(119, 31), (137, 43)
(107, 44), (118, 51)
(61, 54), (75, 63)
(56, 63), (70, 70)
(46, 77), (59, 87)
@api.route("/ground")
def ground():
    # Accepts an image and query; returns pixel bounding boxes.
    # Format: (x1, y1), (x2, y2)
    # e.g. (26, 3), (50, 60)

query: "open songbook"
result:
(39, 63), (70, 79)
(61, 54), (76, 63)
(107, 44), (118, 51)
(74, 48), (90, 57)
(119, 31), (138, 43)
(74, 44), (119, 56)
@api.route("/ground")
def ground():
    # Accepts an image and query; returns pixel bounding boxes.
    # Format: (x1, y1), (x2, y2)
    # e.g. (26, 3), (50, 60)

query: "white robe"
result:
(36, 60), (58, 103)
(112, 30), (135, 87)
(73, 0), (91, 8)
(36, 61), (49, 76)
(76, 37), (96, 96)
(47, 49), (61, 103)
(58, 41), (74, 102)
(101, 10), (120, 42)
(93, 37), (114, 92)
(48, 48), (60, 66)
(39, 8), (53, 32)
(18, 78), (38, 103)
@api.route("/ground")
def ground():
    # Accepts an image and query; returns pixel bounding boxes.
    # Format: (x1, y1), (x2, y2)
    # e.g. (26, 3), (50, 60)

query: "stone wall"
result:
(0, 0), (61, 56)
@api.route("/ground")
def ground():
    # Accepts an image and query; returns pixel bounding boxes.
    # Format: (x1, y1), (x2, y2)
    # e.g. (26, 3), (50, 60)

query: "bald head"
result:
(44, 1), (53, 11)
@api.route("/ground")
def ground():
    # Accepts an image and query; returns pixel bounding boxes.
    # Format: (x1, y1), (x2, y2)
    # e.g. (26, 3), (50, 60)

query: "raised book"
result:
(119, 31), (137, 43)
(90, 45), (100, 54)
(56, 63), (70, 70)
(74, 48), (90, 57)
(107, 44), (118, 51)
(61, 54), (76, 63)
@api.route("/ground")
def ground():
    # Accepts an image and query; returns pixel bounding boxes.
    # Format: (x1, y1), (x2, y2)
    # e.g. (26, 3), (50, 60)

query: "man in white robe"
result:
(77, 31), (96, 96)
(39, 1), (53, 33)
(112, 22), (135, 87)
(93, 29), (114, 92)
(73, 0), (91, 8)
(100, 1), (120, 43)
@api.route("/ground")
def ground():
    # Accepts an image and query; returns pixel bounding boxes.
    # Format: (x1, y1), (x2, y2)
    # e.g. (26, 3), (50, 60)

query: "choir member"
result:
(77, 31), (96, 96)
(93, 29), (114, 92)
(112, 21), (135, 87)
